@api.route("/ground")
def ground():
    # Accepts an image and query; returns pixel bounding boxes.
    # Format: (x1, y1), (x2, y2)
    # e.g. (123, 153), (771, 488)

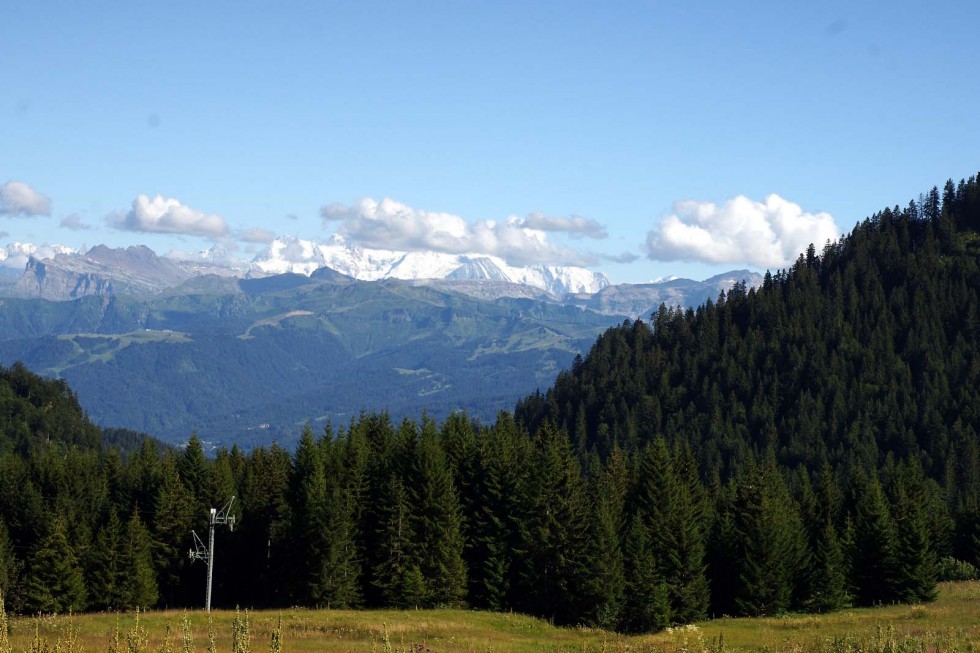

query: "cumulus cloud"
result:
(240, 227), (276, 244)
(0, 181), (52, 216)
(321, 197), (598, 267)
(521, 212), (607, 239)
(60, 214), (91, 230)
(109, 194), (229, 238)
(646, 194), (840, 268)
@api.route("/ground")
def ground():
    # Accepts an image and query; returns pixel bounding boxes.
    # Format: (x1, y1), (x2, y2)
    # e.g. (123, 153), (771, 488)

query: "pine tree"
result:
(120, 510), (159, 609)
(889, 460), (938, 603)
(849, 471), (898, 605)
(522, 421), (589, 625)
(730, 462), (806, 616)
(0, 518), (22, 613)
(635, 437), (709, 623)
(88, 509), (126, 611)
(24, 515), (87, 613)
(314, 481), (362, 608)
(410, 420), (467, 607)
(154, 456), (197, 606)
(580, 458), (626, 629)
(620, 513), (670, 633)
(371, 477), (418, 607)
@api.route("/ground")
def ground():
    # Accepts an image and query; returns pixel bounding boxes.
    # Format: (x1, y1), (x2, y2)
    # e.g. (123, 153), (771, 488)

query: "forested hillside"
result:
(520, 176), (980, 484)
(1, 174), (980, 633)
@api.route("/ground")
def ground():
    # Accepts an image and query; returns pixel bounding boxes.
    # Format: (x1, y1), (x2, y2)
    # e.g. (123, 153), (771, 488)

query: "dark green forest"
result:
(1, 173), (980, 632)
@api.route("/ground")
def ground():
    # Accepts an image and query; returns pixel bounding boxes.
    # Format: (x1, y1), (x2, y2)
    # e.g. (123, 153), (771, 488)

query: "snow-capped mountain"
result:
(0, 237), (764, 310)
(0, 236), (610, 300)
(250, 235), (610, 295)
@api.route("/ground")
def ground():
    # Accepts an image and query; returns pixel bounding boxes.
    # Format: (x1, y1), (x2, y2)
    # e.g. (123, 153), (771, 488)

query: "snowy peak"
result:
(250, 236), (610, 296)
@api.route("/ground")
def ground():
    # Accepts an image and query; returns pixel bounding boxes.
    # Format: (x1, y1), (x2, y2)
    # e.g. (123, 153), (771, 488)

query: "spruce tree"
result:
(523, 421), (589, 625)
(314, 481), (362, 608)
(371, 477), (419, 607)
(87, 509), (126, 611)
(580, 460), (626, 629)
(635, 437), (709, 623)
(121, 510), (159, 609)
(730, 462), (806, 616)
(0, 518), (22, 612)
(849, 471), (899, 605)
(24, 516), (87, 613)
(620, 513), (670, 632)
(410, 420), (467, 607)
(889, 460), (938, 603)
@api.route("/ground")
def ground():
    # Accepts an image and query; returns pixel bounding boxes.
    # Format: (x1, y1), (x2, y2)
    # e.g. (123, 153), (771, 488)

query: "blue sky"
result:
(1, 0), (978, 283)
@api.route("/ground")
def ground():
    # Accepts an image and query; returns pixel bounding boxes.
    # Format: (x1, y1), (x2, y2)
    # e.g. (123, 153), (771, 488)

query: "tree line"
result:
(0, 402), (971, 632)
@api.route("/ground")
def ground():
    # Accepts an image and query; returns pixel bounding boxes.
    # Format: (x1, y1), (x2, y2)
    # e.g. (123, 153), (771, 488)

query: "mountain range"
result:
(0, 238), (761, 447)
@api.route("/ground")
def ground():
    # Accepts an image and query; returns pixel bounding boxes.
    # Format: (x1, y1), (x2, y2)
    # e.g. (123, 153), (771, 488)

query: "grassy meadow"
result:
(5, 582), (980, 653)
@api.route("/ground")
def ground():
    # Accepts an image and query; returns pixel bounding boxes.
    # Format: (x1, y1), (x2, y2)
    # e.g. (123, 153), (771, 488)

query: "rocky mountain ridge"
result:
(0, 239), (762, 317)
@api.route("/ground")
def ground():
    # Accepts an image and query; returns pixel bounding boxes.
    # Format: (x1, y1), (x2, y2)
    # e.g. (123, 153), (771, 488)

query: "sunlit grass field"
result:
(6, 582), (980, 652)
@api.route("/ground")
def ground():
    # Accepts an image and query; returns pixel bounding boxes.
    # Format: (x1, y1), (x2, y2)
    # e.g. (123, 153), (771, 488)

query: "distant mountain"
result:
(0, 235), (610, 300)
(567, 270), (764, 319)
(0, 237), (762, 315)
(0, 236), (763, 447)
(0, 260), (762, 449)
(249, 235), (610, 295)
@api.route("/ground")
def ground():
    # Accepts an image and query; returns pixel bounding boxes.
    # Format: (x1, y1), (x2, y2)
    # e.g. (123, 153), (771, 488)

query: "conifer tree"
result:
(88, 509), (125, 611)
(620, 513), (670, 633)
(849, 471), (898, 605)
(0, 518), (21, 613)
(24, 516), (87, 613)
(153, 456), (197, 606)
(522, 421), (590, 624)
(889, 460), (938, 603)
(314, 481), (362, 608)
(730, 461), (806, 616)
(121, 510), (158, 609)
(635, 437), (709, 623)
(580, 461), (626, 629)
(410, 419), (467, 607)
(371, 477), (418, 607)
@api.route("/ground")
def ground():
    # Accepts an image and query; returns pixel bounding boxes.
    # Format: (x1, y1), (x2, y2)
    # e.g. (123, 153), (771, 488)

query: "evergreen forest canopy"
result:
(0, 173), (979, 633)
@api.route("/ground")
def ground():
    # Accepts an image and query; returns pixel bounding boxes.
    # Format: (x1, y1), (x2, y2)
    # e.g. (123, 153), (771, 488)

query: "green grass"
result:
(6, 582), (980, 653)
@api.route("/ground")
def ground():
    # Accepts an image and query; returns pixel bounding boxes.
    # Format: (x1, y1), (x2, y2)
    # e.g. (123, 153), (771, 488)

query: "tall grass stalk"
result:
(107, 617), (121, 653)
(205, 616), (216, 653)
(0, 594), (9, 653)
(180, 613), (194, 653)
(126, 609), (147, 653)
(268, 615), (282, 653)
(231, 608), (250, 653)
(29, 618), (46, 653)
(158, 624), (174, 653)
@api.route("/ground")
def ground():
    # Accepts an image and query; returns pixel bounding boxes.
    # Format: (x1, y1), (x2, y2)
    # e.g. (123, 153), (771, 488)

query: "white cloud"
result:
(646, 194), (840, 268)
(321, 197), (597, 267)
(0, 242), (77, 270)
(0, 181), (52, 216)
(60, 214), (91, 230)
(239, 227), (276, 244)
(109, 194), (229, 237)
(521, 212), (607, 239)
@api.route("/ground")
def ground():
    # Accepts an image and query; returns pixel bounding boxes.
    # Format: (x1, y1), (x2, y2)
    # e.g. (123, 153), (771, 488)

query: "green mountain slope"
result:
(0, 276), (620, 447)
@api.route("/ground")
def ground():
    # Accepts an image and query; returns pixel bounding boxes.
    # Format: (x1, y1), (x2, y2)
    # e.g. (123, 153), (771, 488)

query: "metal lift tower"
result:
(189, 496), (236, 612)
